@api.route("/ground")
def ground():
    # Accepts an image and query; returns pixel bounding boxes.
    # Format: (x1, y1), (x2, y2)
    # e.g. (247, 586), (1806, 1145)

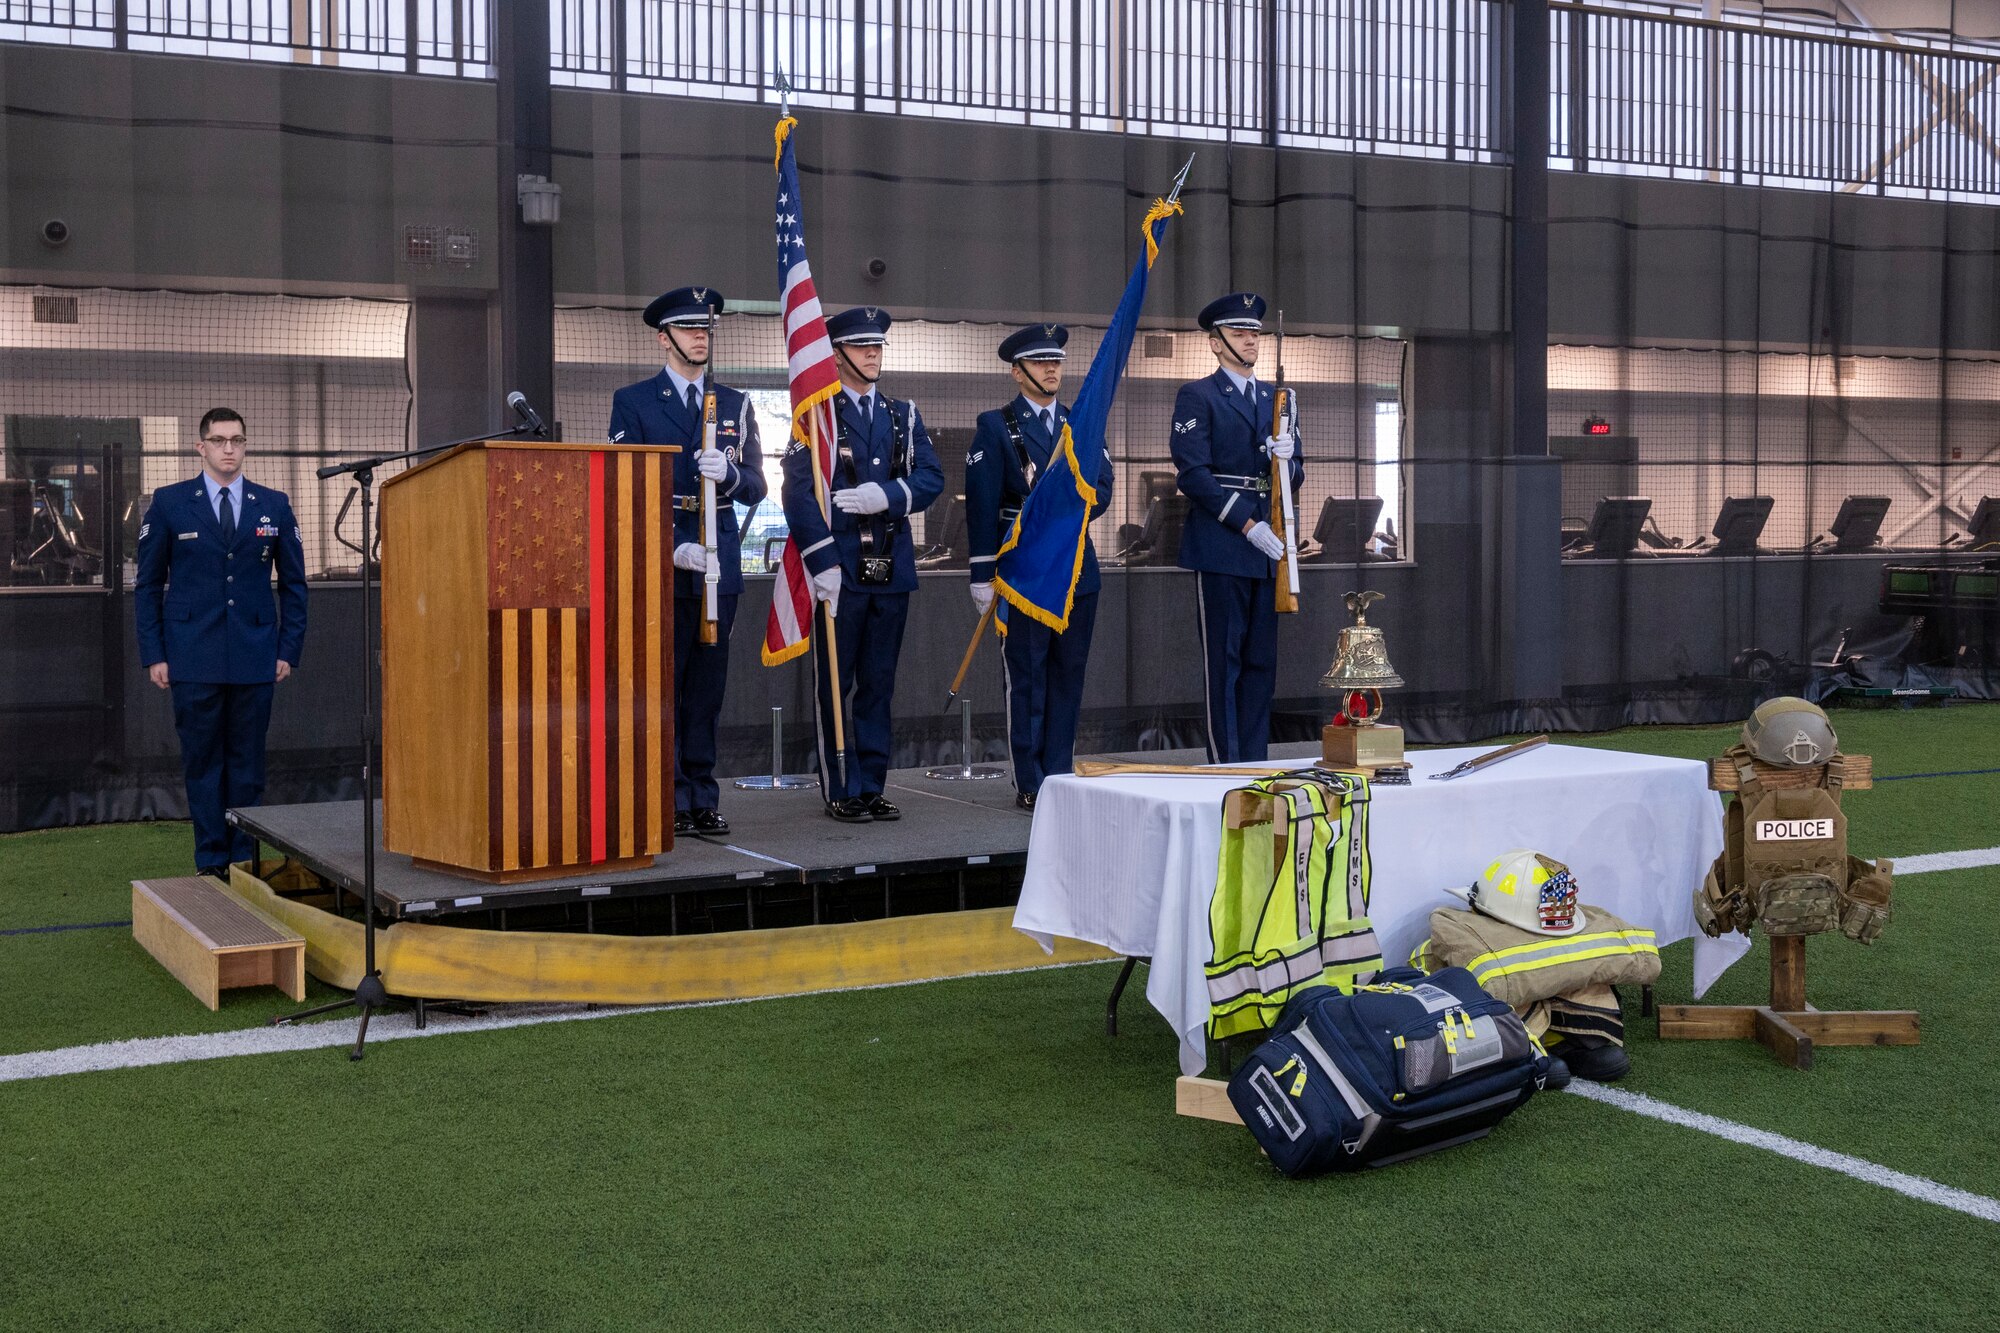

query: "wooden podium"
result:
(380, 442), (680, 881)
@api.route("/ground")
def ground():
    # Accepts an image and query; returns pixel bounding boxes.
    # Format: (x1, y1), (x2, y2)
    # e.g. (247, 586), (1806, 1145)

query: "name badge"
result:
(1755, 818), (1833, 841)
(178, 532), (200, 540)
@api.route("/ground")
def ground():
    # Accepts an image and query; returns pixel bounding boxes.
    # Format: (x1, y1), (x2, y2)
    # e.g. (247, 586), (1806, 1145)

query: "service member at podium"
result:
(780, 306), (944, 823)
(135, 408), (308, 877)
(608, 286), (766, 837)
(966, 323), (1112, 810)
(1170, 292), (1303, 763)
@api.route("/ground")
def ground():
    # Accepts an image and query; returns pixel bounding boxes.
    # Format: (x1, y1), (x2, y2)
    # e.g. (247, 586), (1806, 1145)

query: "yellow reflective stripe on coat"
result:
(1470, 933), (1660, 987)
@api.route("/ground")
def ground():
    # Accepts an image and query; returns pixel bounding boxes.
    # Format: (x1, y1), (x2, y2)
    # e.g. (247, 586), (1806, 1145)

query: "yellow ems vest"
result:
(1206, 774), (1381, 1040)
(1409, 903), (1661, 1010)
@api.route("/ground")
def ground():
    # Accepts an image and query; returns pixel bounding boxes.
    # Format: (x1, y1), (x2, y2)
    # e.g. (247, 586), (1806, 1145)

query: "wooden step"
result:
(132, 876), (307, 1011)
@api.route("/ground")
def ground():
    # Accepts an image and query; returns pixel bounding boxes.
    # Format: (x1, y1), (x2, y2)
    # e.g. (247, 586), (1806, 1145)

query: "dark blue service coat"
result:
(608, 370), (767, 598)
(135, 476), (308, 684)
(965, 395), (1113, 594)
(1170, 369), (1304, 578)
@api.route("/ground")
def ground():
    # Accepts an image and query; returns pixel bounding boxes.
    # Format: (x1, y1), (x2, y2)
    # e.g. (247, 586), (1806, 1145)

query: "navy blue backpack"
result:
(1225, 965), (1554, 1177)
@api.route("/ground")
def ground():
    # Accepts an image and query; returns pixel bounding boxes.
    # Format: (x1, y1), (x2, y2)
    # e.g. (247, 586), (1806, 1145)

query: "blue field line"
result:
(1877, 767), (2000, 782)
(1, 920), (131, 938)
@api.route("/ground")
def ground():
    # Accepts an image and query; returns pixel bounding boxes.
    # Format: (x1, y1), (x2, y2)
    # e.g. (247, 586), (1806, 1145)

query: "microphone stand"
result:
(272, 417), (542, 1059)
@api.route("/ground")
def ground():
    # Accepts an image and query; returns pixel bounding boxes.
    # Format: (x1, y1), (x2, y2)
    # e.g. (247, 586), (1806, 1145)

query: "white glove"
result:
(970, 582), (995, 615)
(1244, 520), (1285, 561)
(1263, 433), (1296, 461)
(832, 482), (891, 516)
(673, 542), (710, 573)
(811, 567), (842, 615)
(696, 448), (730, 483)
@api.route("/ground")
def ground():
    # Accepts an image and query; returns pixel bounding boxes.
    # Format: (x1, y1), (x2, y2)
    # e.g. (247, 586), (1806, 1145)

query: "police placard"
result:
(1754, 818), (1834, 841)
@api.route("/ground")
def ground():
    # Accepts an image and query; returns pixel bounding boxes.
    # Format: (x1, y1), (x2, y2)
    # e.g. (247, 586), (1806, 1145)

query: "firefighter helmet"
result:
(1444, 850), (1585, 937)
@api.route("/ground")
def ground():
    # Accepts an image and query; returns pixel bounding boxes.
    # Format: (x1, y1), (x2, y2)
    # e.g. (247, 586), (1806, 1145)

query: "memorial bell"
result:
(1320, 590), (1407, 771)
(1320, 590), (1404, 692)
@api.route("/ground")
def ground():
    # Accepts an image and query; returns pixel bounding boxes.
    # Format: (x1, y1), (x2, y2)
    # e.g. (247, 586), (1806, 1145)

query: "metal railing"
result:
(7, 1), (2000, 197)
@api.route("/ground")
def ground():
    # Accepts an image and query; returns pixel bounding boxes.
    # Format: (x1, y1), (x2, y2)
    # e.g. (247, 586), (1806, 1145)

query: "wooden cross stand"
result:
(1657, 752), (1918, 1070)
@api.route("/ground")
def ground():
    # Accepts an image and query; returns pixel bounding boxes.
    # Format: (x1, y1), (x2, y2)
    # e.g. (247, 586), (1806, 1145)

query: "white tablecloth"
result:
(1014, 744), (1744, 1074)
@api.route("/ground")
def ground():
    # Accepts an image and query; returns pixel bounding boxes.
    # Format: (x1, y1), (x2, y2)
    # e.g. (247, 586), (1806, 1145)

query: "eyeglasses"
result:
(201, 436), (249, 448)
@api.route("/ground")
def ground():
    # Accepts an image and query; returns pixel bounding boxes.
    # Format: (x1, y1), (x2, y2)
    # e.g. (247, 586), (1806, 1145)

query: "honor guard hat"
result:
(644, 286), (726, 329)
(1444, 850), (1586, 937)
(826, 306), (893, 346)
(998, 324), (1069, 363)
(1198, 292), (1267, 331)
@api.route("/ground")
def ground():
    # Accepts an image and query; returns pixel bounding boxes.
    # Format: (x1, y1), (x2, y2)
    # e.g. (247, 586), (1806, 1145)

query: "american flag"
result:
(761, 115), (843, 666)
(483, 447), (670, 868)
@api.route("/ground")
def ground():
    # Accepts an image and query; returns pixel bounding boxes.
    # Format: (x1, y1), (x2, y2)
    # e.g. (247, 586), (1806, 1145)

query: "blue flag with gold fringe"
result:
(993, 196), (1182, 632)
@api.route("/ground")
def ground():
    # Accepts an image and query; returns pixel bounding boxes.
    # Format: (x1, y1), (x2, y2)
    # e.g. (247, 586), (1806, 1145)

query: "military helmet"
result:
(1443, 850), (1584, 937)
(1742, 697), (1838, 768)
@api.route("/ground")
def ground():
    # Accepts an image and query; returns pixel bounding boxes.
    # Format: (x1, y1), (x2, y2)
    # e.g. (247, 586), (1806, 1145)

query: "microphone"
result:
(507, 390), (547, 436)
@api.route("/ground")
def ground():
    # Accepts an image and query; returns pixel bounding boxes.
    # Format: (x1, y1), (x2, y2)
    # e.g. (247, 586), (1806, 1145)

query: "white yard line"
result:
(1567, 1082), (2000, 1225)
(1892, 845), (2000, 875)
(0, 959), (1112, 1085)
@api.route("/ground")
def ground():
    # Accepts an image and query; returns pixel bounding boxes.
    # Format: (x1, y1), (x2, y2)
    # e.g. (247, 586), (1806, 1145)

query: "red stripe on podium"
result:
(588, 451), (607, 863)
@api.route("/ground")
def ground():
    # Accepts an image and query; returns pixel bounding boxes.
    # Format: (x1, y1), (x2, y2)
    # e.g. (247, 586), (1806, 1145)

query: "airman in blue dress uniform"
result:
(1170, 292), (1303, 763)
(780, 306), (945, 823)
(135, 408), (308, 876)
(966, 323), (1112, 809)
(608, 286), (767, 837)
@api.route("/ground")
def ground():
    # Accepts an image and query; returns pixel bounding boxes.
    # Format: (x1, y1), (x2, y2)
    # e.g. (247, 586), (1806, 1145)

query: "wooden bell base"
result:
(1657, 934), (1917, 1070)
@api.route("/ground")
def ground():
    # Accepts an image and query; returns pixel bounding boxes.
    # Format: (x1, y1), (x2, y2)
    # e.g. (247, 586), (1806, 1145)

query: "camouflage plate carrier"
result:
(1695, 743), (1893, 944)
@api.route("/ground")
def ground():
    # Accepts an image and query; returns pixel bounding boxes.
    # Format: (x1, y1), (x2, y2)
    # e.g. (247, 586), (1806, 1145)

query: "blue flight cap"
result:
(1198, 292), (1266, 332)
(644, 286), (726, 329)
(826, 306), (893, 346)
(997, 323), (1069, 363)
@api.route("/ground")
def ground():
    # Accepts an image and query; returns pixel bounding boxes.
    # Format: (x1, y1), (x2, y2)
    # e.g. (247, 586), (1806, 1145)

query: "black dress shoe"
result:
(690, 808), (730, 836)
(825, 797), (874, 823)
(674, 811), (696, 836)
(197, 866), (230, 882)
(864, 794), (900, 821)
(1015, 792), (1037, 812)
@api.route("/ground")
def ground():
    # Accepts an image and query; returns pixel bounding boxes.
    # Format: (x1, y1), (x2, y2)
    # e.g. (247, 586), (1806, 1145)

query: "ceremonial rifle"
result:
(1271, 309), (1301, 613)
(698, 307), (722, 646)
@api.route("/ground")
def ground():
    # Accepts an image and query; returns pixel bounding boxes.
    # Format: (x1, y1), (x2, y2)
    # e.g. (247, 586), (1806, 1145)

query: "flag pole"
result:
(806, 408), (849, 789)
(942, 598), (998, 712)
(941, 152), (1194, 709)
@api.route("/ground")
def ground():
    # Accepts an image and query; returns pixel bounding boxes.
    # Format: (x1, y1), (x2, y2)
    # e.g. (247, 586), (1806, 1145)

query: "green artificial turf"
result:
(4, 701), (2000, 1330)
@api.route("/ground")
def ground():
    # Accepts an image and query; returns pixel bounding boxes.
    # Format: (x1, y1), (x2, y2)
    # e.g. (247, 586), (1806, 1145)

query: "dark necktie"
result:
(1041, 409), (1053, 437)
(686, 384), (701, 419)
(860, 394), (873, 431)
(218, 488), (236, 544)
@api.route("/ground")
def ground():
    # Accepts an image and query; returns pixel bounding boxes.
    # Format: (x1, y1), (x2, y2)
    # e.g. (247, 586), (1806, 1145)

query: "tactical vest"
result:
(1698, 745), (1856, 939)
(1409, 904), (1661, 1012)
(1206, 774), (1381, 1041)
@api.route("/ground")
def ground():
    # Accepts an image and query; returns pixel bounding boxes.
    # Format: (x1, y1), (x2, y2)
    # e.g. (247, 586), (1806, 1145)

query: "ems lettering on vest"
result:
(1754, 817), (1835, 841)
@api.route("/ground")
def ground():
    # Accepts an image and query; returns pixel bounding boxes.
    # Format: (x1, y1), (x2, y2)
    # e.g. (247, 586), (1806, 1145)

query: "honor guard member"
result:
(780, 306), (945, 823)
(1170, 292), (1302, 763)
(966, 324), (1112, 810)
(135, 408), (308, 877)
(608, 286), (766, 837)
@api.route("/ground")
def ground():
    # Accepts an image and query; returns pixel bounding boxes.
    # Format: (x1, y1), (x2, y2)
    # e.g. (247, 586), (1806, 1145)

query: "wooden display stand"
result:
(132, 877), (306, 1010)
(1321, 722), (1405, 770)
(380, 442), (679, 882)
(1657, 751), (1917, 1069)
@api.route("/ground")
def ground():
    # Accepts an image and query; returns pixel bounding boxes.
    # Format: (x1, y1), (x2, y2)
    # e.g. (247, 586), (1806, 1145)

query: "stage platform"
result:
(228, 743), (1326, 932)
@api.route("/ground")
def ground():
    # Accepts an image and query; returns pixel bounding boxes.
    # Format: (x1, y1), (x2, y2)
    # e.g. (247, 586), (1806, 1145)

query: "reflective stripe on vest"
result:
(1205, 776), (1380, 1037)
(1465, 928), (1658, 988)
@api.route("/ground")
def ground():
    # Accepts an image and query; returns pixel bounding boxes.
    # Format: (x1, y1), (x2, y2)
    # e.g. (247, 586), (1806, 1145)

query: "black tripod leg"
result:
(350, 1004), (374, 1061)
(270, 997), (357, 1026)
